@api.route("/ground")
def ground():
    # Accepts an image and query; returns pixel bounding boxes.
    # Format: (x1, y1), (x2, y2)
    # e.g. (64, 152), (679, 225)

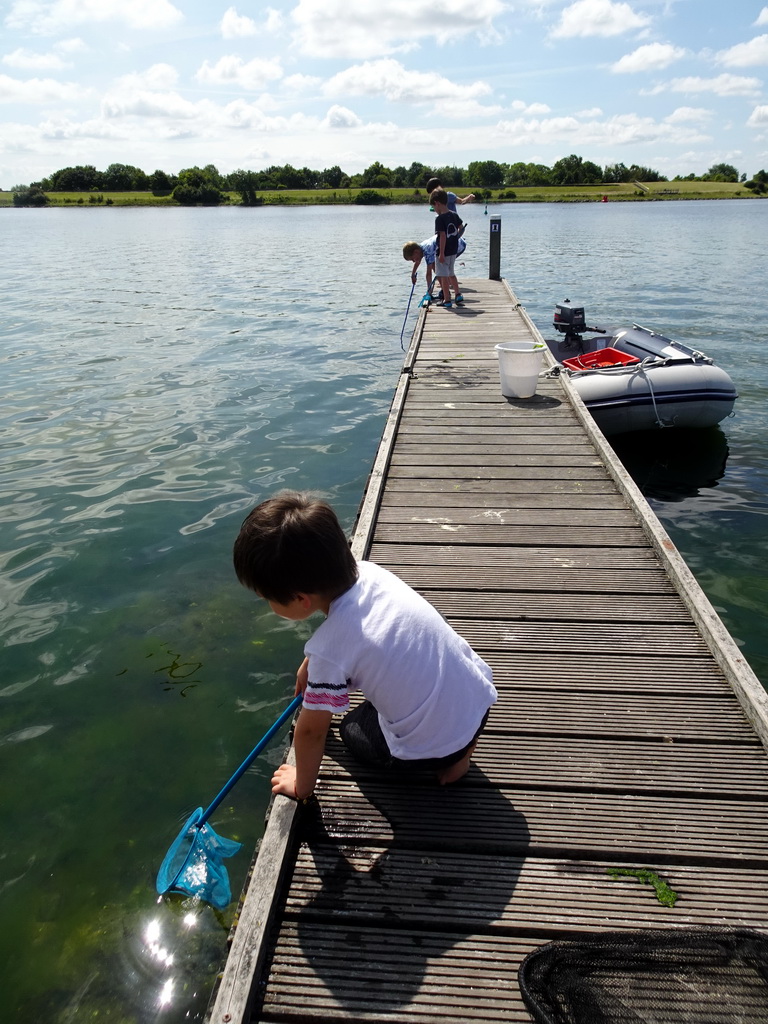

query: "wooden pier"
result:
(208, 279), (768, 1024)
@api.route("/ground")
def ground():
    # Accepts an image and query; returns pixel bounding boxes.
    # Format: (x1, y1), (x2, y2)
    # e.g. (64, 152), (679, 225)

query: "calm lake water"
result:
(1, 200), (766, 1023)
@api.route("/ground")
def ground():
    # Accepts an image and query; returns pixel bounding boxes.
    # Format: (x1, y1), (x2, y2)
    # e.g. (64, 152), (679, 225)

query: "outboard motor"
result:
(553, 300), (605, 346)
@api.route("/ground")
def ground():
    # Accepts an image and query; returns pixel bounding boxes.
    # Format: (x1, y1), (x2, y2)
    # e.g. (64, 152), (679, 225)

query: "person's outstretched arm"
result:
(271, 706), (332, 800)
(457, 193), (475, 204)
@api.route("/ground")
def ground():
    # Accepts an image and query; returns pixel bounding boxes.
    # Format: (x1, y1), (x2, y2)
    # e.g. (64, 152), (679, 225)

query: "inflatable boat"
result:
(544, 302), (738, 436)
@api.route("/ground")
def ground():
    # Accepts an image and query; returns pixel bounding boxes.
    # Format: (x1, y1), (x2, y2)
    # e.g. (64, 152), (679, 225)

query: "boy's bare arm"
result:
(271, 706), (332, 799)
(411, 254), (423, 283)
(438, 230), (447, 262)
(295, 656), (309, 695)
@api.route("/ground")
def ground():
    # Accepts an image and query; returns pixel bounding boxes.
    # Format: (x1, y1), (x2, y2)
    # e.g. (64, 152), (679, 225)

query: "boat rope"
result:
(556, 357), (682, 429)
(637, 358), (675, 428)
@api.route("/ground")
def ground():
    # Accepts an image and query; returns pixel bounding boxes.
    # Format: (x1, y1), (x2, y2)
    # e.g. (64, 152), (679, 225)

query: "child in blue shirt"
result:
(403, 234), (466, 300)
(426, 176), (475, 211)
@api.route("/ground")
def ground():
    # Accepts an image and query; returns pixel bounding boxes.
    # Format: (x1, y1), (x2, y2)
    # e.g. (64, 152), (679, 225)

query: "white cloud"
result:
(195, 56), (283, 91)
(282, 73), (322, 94)
(102, 92), (199, 121)
(265, 7), (284, 33)
(39, 115), (123, 139)
(54, 37), (86, 55)
(219, 100), (290, 131)
(101, 75), (201, 121)
(551, 0), (651, 39)
(324, 58), (491, 104)
(510, 99), (551, 114)
(576, 106), (603, 117)
(117, 64), (179, 91)
(755, 8), (768, 27)
(2, 47), (69, 70)
(658, 74), (763, 98)
(495, 110), (709, 147)
(220, 6), (257, 39)
(665, 106), (712, 125)
(716, 34), (768, 68)
(747, 104), (768, 126)
(611, 42), (687, 73)
(0, 72), (84, 103)
(5, 0), (184, 34)
(291, 0), (506, 58)
(322, 104), (363, 129)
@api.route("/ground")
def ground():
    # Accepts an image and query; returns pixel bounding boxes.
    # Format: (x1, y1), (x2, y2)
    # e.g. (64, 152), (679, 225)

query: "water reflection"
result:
(609, 426), (729, 503)
(111, 904), (225, 1021)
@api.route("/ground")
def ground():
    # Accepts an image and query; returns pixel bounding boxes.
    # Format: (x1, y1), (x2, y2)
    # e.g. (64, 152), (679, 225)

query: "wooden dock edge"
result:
(205, 748), (300, 1024)
(505, 281), (768, 752)
(351, 303), (427, 559)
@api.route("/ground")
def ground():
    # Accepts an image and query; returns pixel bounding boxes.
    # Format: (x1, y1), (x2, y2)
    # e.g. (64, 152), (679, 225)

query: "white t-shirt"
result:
(303, 561), (496, 759)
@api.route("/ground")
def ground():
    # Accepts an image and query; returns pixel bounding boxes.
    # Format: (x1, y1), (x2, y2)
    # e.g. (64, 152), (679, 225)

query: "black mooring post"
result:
(489, 215), (501, 279)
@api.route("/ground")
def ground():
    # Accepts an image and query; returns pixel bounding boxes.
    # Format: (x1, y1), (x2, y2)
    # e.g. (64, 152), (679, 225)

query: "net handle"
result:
(199, 693), (303, 825)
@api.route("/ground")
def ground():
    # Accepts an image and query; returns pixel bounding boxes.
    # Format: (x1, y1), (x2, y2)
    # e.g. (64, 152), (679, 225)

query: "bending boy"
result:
(403, 234), (467, 298)
(233, 491), (496, 801)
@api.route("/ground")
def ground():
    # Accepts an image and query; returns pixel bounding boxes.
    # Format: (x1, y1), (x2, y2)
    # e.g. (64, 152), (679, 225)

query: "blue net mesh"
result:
(156, 808), (242, 909)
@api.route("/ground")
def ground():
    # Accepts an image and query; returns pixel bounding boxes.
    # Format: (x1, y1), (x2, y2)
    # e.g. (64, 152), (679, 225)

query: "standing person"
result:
(431, 188), (464, 308)
(426, 177), (475, 211)
(232, 491), (497, 803)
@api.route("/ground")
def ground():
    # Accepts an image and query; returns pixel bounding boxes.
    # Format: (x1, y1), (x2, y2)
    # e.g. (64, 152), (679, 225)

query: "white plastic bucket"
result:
(494, 342), (545, 399)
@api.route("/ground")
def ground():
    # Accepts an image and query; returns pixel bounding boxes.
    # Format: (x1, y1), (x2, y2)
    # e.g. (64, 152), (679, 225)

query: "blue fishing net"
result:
(156, 808), (242, 909)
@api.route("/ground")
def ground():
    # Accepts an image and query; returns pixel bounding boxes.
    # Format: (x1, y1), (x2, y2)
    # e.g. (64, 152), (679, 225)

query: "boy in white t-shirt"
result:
(233, 491), (497, 803)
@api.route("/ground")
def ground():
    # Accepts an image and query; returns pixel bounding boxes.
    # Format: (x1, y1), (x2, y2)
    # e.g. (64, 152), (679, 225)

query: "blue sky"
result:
(2, 0), (767, 187)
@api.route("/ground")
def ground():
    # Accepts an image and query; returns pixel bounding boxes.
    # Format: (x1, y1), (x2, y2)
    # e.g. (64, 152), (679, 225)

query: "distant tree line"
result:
(10, 158), (768, 207)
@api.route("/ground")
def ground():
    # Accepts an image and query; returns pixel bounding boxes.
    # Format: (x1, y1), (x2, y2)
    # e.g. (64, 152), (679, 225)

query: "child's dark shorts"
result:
(338, 699), (490, 771)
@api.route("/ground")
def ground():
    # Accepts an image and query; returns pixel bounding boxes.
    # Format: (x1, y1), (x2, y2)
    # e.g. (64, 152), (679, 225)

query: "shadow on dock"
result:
(267, 731), (531, 1015)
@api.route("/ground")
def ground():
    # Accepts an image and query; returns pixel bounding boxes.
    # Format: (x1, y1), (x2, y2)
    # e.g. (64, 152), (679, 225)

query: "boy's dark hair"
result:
(233, 490), (358, 604)
(431, 188), (449, 205)
(426, 177), (442, 193)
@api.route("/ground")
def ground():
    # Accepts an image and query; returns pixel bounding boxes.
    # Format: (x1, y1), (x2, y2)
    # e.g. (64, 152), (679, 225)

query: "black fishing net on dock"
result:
(518, 928), (768, 1024)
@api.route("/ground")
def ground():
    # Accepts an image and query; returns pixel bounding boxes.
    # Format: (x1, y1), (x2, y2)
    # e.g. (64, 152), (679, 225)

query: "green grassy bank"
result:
(1, 179), (760, 208)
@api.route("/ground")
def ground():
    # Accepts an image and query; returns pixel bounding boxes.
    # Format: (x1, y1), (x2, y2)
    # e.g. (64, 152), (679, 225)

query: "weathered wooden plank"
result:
(260, 926), (537, 1024)
(378, 563), (676, 593)
(319, 732), (768, 797)
(482, 651), (729, 692)
(451, 618), (709, 657)
(391, 452), (603, 467)
(381, 489), (632, 509)
(392, 442), (596, 456)
(306, 779), (768, 860)
(368, 542), (662, 569)
(373, 522), (647, 545)
(376, 506), (640, 528)
(286, 847), (768, 928)
(487, 690), (754, 740)
(419, 590), (690, 622)
(385, 464), (613, 480)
